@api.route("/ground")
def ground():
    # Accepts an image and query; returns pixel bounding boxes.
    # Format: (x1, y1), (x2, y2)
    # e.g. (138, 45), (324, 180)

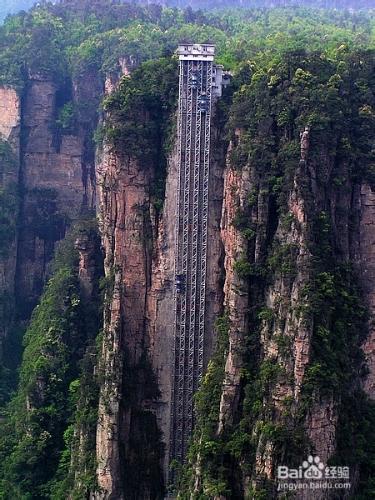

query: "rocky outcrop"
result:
(0, 87), (20, 349)
(218, 144), (251, 434)
(95, 90), (226, 494)
(148, 111), (225, 477)
(305, 399), (337, 465)
(0, 87), (20, 151)
(75, 232), (98, 299)
(186, 122), (372, 498)
(95, 146), (155, 498)
(16, 73), (100, 317)
(214, 129), (316, 493)
(254, 163), (314, 488)
(359, 184), (375, 398)
(146, 145), (178, 476)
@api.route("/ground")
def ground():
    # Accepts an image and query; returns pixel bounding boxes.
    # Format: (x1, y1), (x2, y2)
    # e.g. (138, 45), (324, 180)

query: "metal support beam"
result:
(169, 53), (214, 479)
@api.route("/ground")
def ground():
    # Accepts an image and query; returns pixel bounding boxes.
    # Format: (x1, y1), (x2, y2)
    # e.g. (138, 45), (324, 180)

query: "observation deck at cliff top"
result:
(176, 42), (216, 61)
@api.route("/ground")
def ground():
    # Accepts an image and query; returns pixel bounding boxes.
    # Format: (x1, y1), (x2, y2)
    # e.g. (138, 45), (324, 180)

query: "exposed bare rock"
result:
(205, 116), (226, 362)
(147, 145), (178, 475)
(16, 75), (99, 316)
(95, 87), (226, 494)
(300, 126), (310, 162)
(306, 398), (337, 464)
(0, 87), (20, 347)
(148, 112), (225, 478)
(218, 149), (251, 434)
(359, 184), (375, 398)
(253, 163), (314, 487)
(75, 233), (98, 299)
(95, 146), (152, 498)
(0, 87), (20, 150)
(104, 57), (137, 95)
(294, 399), (338, 500)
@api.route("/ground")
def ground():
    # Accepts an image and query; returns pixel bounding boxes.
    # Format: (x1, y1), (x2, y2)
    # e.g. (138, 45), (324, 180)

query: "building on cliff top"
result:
(176, 43), (231, 97)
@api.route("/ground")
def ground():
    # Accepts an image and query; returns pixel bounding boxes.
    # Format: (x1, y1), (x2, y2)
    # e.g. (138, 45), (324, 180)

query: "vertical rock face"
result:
(0, 87), (20, 346)
(218, 148), (251, 434)
(96, 147), (156, 498)
(148, 111), (226, 476)
(146, 145), (178, 477)
(16, 74), (100, 317)
(0, 87), (20, 151)
(95, 102), (226, 494)
(216, 136), (317, 489)
(204, 116), (227, 364)
(359, 184), (375, 398)
(94, 86), (375, 498)
(185, 106), (375, 498)
(253, 156), (315, 487)
(75, 232), (98, 299)
(0, 78), (102, 403)
(73, 69), (103, 207)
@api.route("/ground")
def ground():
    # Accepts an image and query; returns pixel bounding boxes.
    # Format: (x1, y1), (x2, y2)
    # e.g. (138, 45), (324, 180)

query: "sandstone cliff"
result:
(359, 184), (375, 398)
(0, 70), (103, 405)
(16, 72), (100, 317)
(94, 97), (226, 496)
(182, 56), (375, 499)
(0, 45), (373, 500)
(95, 145), (160, 499)
(0, 87), (20, 359)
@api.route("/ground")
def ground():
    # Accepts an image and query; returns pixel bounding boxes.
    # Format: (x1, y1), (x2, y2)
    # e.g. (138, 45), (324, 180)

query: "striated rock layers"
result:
(93, 80), (375, 499)
(15, 72), (100, 318)
(0, 87), (20, 149)
(185, 113), (375, 498)
(2, 56), (373, 500)
(0, 87), (21, 348)
(94, 100), (226, 496)
(359, 184), (375, 398)
(0, 72), (102, 399)
(95, 146), (158, 499)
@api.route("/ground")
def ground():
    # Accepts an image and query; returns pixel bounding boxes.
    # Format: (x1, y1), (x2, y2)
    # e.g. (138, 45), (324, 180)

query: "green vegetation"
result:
(103, 57), (177, 158)
(1, 1), (374, 26)
(0, 221), (103, 499)
(0, 1), (374, 498)
(56, 102), (76, 134)
(233, 257), (254, 279)
(0, 139), (20, 407)
(300, 210), (375, 495)
(120, 353), (165, 499)
(103, 57), (178, 212)
(267, 243), (297, 278)
(0, 140), (18, 258)
(0, 1), (374, 90)
(177, 315), (230, 497)
(27, 188), (68, 242)
(0, 185), (17, 256)
(182, 31), (375, 499)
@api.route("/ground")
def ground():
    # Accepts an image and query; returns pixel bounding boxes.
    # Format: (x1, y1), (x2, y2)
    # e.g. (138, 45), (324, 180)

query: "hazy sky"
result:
(0, 0), (35, 21)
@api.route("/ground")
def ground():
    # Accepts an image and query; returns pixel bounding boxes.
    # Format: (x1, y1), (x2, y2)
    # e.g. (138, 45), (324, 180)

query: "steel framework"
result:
(169, 54), (213, 473)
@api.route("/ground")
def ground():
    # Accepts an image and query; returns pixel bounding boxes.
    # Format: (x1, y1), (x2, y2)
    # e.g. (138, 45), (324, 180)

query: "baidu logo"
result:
(302, 455), (325, 479)
(277, 455), (351, 492)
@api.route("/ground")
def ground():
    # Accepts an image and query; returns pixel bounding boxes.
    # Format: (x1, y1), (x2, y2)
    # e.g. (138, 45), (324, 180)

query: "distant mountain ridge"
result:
(0, 0), (35, 22)
(1, 0), (374, 22)
(160, 0), (374, 7)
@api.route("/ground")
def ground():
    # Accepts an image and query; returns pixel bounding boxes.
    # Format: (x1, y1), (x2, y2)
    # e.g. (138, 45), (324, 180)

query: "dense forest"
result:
(0, 0), (374, 499)
(1, 0), (375, 23)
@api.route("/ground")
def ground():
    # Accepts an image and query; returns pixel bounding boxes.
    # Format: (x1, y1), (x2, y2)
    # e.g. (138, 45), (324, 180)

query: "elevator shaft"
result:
(169, 55), (213, 467)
